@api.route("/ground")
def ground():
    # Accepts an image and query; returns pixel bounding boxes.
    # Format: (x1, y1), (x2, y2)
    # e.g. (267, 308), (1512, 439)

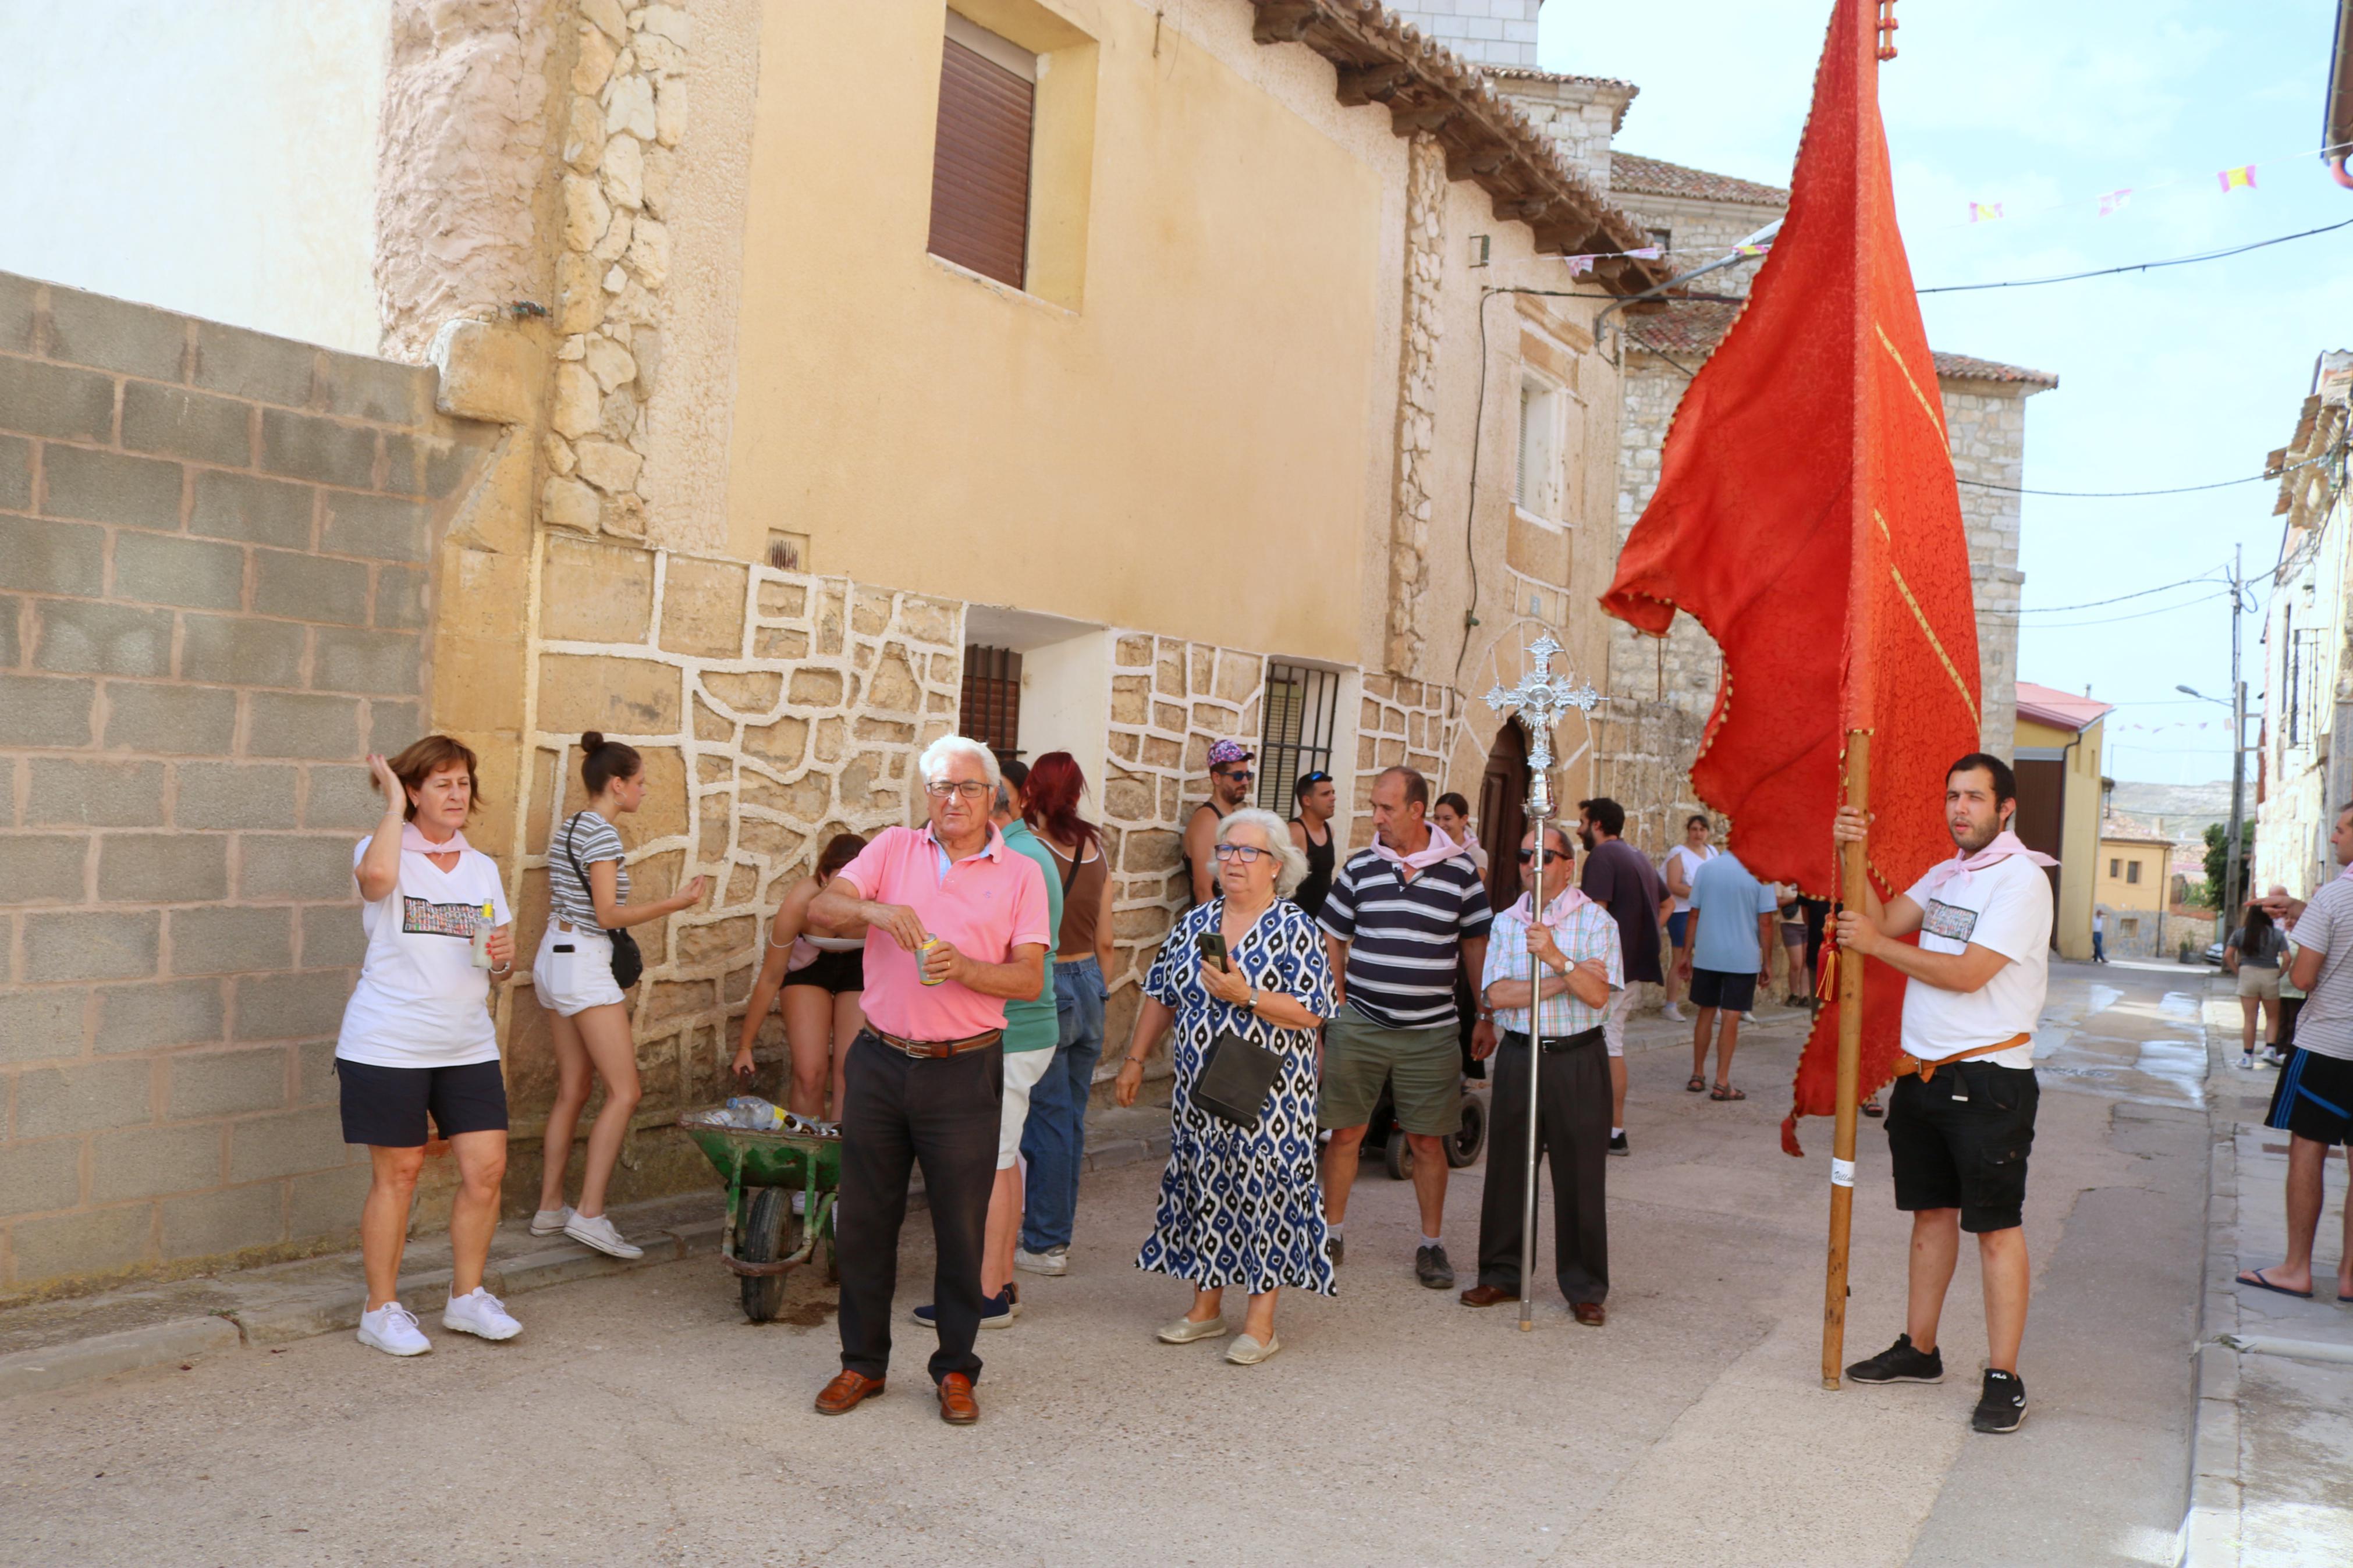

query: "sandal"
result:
(1860, 1097), (1884, 1119)
(1710, 1083), (1745, 1101)
(1686, 1075), (1707, 1093)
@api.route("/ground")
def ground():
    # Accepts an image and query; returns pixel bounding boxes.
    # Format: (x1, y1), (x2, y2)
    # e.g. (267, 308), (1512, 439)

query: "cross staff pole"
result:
(1484, 634), (1601, 1332)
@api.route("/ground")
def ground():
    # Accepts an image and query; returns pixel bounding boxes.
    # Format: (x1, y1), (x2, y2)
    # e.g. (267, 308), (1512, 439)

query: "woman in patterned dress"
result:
(1114, 808), (1337, 1366)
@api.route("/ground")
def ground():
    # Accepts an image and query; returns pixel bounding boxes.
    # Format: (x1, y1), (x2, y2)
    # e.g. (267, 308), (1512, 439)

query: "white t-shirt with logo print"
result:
(335, 838), (512, 1069)
(1897, 853), (2053, 1069)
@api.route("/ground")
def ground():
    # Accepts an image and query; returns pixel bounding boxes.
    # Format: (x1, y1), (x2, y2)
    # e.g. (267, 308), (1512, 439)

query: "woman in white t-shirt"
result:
(340, 736), (519, 1357)
(531, 733), (709, 1260)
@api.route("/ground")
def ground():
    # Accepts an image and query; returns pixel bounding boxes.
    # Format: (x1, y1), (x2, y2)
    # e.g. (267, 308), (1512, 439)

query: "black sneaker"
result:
(1845, 1332), (1944, 1384)
(1608, 1132), (1630, 1157)
(1415, 1244), (1456, 1289)
(1971, 1368), (2028, 1433)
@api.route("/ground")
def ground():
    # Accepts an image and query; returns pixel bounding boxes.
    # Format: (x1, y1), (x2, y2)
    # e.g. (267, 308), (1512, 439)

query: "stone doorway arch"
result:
(1478, 719), (1529, 911)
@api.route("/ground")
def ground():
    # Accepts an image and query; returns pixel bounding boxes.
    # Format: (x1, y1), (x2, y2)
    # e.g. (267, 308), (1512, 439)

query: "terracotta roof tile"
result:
(1622, 300), (2058, 389)
(1610, 154), (1790, 209)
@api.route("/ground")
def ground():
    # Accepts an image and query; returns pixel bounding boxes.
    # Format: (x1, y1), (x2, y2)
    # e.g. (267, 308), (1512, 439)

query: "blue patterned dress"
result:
(1135, 897), (1339, 1296)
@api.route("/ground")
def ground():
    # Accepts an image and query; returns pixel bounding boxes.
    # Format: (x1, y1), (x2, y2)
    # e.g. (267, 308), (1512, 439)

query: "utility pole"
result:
(2224, 544), (2247, 937)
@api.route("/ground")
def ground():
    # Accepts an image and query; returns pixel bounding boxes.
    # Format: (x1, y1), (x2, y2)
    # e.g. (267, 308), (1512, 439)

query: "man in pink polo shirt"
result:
(806, 735), (1050, 1427)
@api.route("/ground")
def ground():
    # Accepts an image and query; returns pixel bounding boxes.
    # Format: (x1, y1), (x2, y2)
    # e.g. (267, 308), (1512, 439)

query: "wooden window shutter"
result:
(928, 37), (1033, 290)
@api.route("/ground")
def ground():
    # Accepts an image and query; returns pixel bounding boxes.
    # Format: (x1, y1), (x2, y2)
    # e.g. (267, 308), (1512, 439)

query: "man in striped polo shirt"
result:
(1317, 766), (1493, 1289)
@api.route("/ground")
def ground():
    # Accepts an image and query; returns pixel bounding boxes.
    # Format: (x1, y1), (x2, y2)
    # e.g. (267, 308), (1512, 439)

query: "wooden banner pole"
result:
(1822, 728), (1869, 1389)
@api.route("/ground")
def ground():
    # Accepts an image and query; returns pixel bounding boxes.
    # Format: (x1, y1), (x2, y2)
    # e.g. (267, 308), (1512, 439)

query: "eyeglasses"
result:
(924, 780), (993, 801)
(1213, 844), (1271, 863)
(1518, 848), (1567, 865)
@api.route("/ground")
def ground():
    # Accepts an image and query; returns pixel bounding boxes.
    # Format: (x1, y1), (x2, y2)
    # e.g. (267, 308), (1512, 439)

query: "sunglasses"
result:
(1216, 767), (1254, 783)
(1298, 771), (1332, 786)
(1518, 848), (1567, 865)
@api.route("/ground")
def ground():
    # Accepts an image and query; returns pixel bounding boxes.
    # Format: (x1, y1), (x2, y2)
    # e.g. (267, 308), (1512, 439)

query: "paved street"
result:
(0, 964), (2245, 1566)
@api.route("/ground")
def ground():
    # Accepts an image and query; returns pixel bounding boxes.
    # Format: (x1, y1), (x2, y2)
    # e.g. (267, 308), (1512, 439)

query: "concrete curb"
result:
(0, 1315), (242, 1401)
(2183, 987), (2242, 1568)
(1, 1125), (1174, 1400)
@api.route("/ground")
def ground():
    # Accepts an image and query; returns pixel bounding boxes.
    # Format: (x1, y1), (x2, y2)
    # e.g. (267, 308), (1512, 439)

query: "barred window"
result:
(959, 645), (1024, 759)
(1256, 660), (1341, 814)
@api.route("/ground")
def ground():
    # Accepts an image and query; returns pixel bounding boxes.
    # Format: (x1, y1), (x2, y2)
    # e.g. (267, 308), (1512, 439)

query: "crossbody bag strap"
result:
(561, 814), (615, 937)
(1058, 842), (1081, 897)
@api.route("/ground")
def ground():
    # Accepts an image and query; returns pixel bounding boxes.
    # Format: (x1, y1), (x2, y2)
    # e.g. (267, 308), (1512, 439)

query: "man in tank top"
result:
(1288, 769), (1339, 922)
(1182, 739), (1257, 906)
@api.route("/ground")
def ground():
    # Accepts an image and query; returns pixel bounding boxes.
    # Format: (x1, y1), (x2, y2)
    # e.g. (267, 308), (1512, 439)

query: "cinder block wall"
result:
(0, 272), (497, 1303)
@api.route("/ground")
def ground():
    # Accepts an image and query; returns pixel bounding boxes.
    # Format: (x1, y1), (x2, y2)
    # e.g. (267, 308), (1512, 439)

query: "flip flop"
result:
(2236, 1267), (2313, 1300)
(1710, 1084), (1746, 1101)
(1686, 1075), (1707, 1093)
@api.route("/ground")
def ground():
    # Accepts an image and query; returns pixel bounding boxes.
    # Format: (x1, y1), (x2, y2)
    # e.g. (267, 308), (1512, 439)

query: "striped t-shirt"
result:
(550, 811), (628, 927)
(1318, 848), (1493, 1029)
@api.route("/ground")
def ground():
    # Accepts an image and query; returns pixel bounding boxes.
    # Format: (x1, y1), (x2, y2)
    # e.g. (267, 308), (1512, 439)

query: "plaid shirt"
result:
(1481, 887), (1623, 1039)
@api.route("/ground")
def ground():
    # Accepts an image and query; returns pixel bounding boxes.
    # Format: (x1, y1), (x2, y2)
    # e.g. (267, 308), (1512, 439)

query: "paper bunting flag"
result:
(2217, 165), (2257, 192)
(2098, 188), (2132, 216)
(1564, 254), (1595, 276)
(1624, 246), (1663, 260)
(1734, 243), (1772, 256)
(1968, 201), (2003, 223)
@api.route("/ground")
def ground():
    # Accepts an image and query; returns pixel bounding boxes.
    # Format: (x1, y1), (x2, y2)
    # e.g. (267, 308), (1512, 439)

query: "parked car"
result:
(2202, 941), (2225, 966)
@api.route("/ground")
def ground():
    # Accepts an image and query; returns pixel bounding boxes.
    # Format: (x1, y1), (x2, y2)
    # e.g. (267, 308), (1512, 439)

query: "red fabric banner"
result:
(1598, 0), (1983, 1152)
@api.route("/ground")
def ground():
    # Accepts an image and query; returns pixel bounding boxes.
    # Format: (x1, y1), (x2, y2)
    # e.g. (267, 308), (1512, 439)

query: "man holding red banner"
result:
(1829, 753), (2053, 1435)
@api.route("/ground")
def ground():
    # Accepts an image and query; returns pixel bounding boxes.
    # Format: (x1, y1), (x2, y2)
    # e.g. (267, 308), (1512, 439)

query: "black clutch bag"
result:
(1193, 1030), (1283, 1130)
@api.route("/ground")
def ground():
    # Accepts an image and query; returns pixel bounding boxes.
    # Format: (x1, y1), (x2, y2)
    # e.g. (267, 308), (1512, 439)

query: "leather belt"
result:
(1502, 1026), (1605, 1054)
(875, 1028), (1002, 1059)
(1895, 1033), (2030, 1083)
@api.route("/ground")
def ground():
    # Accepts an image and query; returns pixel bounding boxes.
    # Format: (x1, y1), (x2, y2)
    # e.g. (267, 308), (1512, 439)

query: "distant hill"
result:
(2106, 780), (2233, 845)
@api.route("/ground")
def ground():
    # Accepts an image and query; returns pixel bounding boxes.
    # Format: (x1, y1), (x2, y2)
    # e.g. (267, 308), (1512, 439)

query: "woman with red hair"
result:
(1012, 752), (1119, 1277)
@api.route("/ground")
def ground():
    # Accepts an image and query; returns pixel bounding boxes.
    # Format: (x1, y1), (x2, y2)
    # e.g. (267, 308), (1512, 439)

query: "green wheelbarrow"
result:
(676, 1114), (841, 1323)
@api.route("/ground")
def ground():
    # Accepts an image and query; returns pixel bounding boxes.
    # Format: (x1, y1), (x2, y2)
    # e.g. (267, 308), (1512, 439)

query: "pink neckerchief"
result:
(1918, 830), (2055, 897)
(402, 822), (471, 856)
(1505, 883), (1596, 926)
(1372, 823), (1464, 874)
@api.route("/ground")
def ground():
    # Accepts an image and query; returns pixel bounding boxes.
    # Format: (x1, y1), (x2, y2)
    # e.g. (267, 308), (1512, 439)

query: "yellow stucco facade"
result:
(2016, 711), (2105, 959)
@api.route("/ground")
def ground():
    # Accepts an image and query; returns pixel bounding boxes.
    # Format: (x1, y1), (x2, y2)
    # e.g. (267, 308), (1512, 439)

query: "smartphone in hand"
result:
(1195, 931), (1230, 972)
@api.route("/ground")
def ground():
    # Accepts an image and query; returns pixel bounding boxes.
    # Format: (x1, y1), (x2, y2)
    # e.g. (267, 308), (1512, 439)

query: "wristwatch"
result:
(1247, 986), (1260, 1012)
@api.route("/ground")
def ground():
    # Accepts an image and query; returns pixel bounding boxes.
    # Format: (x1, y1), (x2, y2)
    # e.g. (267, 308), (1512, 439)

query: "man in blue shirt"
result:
(1678, 848), (1778, 1100)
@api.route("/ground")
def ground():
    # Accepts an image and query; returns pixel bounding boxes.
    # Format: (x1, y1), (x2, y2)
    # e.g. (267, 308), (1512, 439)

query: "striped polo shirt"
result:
(1318, 847), (1493, 1029)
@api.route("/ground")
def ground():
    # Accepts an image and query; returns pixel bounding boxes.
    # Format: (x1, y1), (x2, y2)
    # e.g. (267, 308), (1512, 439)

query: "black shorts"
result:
(785, 946), (864, 995)
(1885, 1063), (2038, 1233)
(1690, 968), (1757, 1012)
(336, 1058), (510, 1148)
(2265, 1046), (2353, 1146)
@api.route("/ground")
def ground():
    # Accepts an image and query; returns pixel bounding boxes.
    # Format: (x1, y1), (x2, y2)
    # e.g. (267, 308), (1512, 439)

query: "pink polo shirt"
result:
(835, 824), (1052, 1040)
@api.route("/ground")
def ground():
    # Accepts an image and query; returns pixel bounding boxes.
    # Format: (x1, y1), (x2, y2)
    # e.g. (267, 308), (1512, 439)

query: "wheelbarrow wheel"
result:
(739, 1186), (803, 1323)
(1385, 1129), (1413, 1181)
(1447, 1095), (1486, 1169)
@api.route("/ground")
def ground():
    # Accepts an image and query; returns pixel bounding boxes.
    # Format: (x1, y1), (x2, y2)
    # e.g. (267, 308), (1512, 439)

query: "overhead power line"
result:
(1962, 447), (2340, 500)
(1917, 217), (2353, 294)
(2017, 567), (2229, 614)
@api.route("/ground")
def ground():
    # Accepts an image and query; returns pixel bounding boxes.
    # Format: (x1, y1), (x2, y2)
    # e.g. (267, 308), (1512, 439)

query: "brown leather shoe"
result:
(1573, 1302), (1607, 1328)
(936, 1372), (979, 1424)
(1458, 1284), (1515, 1308)
(813, 1369), (885, 1415)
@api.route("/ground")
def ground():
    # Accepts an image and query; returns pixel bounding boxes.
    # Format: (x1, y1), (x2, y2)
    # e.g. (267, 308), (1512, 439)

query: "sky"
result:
(1542, 0), (2353, 787)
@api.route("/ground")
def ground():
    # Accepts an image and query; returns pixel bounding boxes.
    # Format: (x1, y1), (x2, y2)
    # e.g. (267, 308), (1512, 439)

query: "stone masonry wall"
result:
(1945, 381), (2027, 762)
(1383, 2), (1543, 70)
(501, 538), (963, 1203)
(0, 274), (499, 1302)
(1385, 133), (1447, 676)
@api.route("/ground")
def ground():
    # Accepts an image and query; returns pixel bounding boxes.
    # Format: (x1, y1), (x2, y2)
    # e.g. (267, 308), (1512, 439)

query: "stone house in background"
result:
(1489, 146), (2057, 855)
(2255, 350), (2353, 902)
(1, 0), (1675, 1301)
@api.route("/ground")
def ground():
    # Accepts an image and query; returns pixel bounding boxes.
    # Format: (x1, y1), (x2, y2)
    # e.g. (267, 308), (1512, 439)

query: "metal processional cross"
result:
(1483, 632), (1601, 1331)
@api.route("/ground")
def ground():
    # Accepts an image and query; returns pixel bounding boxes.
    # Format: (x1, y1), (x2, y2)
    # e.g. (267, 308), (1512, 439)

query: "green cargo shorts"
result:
(1317, 1002), (1463, 1136)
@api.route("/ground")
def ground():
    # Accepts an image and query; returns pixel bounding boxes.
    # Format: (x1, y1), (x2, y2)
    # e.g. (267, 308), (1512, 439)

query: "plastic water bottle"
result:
(725, 1095), (786, 1132)
(470, 902), (494, 969)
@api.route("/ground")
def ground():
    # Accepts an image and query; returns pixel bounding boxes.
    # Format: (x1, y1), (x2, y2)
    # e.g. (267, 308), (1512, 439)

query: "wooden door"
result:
(1478, 722), (1529, 911)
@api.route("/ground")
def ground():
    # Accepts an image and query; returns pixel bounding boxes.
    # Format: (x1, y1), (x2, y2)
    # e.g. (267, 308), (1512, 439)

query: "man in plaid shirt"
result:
(1460, 825), (1623, 1326)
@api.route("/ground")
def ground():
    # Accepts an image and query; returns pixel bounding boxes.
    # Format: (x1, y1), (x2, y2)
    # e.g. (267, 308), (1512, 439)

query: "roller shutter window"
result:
(928, 35), (1033, 290)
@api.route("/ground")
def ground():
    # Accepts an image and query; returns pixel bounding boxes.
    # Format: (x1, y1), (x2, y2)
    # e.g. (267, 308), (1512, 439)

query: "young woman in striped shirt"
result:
(531, 733), (707, 1258)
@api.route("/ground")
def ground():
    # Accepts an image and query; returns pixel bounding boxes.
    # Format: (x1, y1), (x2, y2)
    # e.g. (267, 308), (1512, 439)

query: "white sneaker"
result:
(530, 1205), (575, 1236)
(442, 1286), (522, 1341)
(1662, 1004), (1685, 1022)
(357, 1301), (432, 1357)
(564, 1211), (645, 1260)
(1015, 1246), (1069, 1277)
